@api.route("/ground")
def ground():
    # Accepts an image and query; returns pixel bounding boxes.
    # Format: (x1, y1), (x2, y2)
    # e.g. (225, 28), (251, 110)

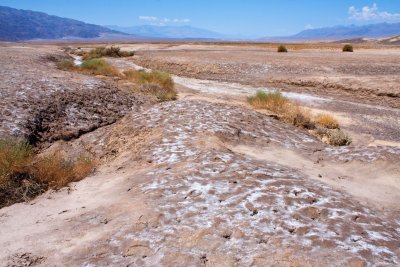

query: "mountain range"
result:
(0, 5), (130, 41)
(1, 5), (400, 42)
(279, 23), (400, 41)
(106, 25), (226, 39)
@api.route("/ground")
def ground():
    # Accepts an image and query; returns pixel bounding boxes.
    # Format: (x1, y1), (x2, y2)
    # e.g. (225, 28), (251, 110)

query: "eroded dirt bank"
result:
(1, 44), (400, 266)
(0, 45), (147, 147)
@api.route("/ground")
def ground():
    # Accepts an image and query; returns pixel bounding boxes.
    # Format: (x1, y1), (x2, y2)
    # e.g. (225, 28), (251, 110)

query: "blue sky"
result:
(0, 0), (399, 37)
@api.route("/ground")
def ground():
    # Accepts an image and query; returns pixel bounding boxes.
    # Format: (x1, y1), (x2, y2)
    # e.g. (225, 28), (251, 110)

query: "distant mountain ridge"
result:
(261, 23), (400, 41)
(106, 25), (227, 39)
(2, 4), (400, 43)
(0, 5), (126, 41)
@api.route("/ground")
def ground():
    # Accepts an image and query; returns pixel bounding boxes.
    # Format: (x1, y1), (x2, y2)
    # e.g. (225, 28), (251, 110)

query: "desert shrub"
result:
(247, 91), (313, 129)
(56, 60), (76, 71)
(123, 69), (177, 101)
(342, 44), (353, 52)
(313, 127), (351, 146)
(0, 139), (95, 208)
(283, 104), (314, 129)
(137, 70), (174, 91)
(247, 91), (289, 113)
(326, 129), (352, 146)
(277, 45), (288, 53)
(123, 69), (141, 80)
(140, 83), (177, 101)
(80, 59), (119, 76)
(72, 156), (95, 180)
(82, 47), (106, 60)
(0, 138), (33, 187)
(32, 155), (74, 189)
(32, 154), (95, 189)
(83, 46), (134, 60)
(314, 114), (339, 129)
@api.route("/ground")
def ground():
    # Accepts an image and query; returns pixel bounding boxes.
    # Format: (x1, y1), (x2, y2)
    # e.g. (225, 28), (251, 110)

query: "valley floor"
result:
(0, 43), (399, 266)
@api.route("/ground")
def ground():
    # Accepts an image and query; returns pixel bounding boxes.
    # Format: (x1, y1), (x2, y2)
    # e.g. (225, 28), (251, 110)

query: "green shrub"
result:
(277, 45), (288, 52)
(342, 44), (353, 52)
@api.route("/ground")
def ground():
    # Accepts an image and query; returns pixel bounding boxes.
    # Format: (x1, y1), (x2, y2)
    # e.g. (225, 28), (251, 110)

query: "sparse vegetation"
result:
(247, 90), (313, 128)
(140, 83), (177, 101)
(0, 138), (95, 208)
(314, 128), (352, 146)
(277, 45), (288, 53)
(0, 138), (33, 186)
(56, 59), (76, 70)
(248, 90), (351, 145)
(247, 91), (289, 112)
(327, 129), (352, 146)
(82, 46), (135, 60)
(123, 69), (177, 101)
(342, 44), (354, 52)
(80, 59), (120, 76)
(32, 154), (95, 189)
(314, 114), (339, 129)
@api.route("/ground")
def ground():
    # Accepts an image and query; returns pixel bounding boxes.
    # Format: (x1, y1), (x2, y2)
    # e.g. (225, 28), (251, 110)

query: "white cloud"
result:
(138, 16), (158, 22)
(304, 24), (314, 30)
(138, 16), (191, 24)
(348, 3), (400, 21)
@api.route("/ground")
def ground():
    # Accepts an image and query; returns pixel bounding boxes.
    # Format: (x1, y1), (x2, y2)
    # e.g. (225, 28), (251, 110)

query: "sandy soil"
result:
(0, 43), (400, 266)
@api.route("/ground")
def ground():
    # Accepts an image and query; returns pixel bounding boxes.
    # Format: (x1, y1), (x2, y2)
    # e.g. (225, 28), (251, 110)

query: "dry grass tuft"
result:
(32, 155), (95, 189)
(56, 60), (76, 71)
(0, 138), (33, 187)
(80, 59), (120, 76)
(140, 83), (177, 101)
(248, 91), (313, 128)
(247, 91), (289, 112)
(248, 91), (351, 145)
(0, 137), (95, 207)
(124, 69), (174, 91)
(123, 69), (177, 101)
(314, 114), (339, 129)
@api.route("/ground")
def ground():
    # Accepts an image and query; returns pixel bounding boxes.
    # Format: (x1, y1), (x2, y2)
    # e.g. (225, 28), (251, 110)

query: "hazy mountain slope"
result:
(107, 25), (226, 39)
(260, 23), (400, 41)
(0, 5), (125, 41)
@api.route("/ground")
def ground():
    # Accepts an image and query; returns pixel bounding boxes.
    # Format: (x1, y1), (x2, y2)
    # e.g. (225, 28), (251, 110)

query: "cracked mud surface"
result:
(1, 44), (400, 267)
